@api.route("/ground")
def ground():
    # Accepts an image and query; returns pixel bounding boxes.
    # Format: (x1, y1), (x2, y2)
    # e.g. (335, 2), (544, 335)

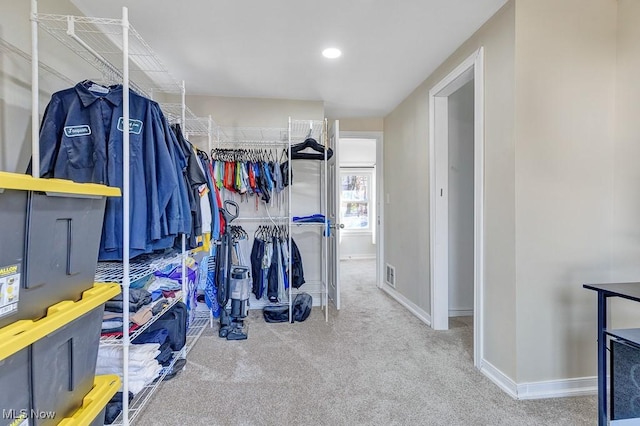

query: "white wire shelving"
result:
(288, 119), (330, 322)
(111, 311), (210, 426)
(33, 13), (182, 97)
(218, 126), (290, 145)
(95, 253), (184, 284)
(30, 3), (210, 425)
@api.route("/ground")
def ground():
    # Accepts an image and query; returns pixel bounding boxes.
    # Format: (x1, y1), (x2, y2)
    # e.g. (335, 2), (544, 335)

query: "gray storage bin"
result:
(31, 305), (104, 426)
(0, 190), (106, 329)
(0, 347), (31, 426)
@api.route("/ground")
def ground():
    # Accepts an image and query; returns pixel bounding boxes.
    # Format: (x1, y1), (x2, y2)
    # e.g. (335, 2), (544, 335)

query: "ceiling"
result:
(70, 0), (507, 118)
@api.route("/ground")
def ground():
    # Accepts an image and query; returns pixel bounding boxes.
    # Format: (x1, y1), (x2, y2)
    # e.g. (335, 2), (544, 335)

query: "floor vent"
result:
(385, 264), (396, 288)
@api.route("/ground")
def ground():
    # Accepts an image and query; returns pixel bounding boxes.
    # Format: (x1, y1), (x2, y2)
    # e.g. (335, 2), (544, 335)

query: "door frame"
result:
(428, 47), (484, 368)
(339, 131), (384, 289)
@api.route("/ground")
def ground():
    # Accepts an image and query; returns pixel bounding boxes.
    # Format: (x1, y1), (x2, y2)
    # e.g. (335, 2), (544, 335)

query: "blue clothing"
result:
(38, 81), (188, 260)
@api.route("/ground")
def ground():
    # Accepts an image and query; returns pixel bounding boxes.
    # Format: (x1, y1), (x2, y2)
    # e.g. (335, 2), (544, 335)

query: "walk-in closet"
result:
(0, 3), (340, 424)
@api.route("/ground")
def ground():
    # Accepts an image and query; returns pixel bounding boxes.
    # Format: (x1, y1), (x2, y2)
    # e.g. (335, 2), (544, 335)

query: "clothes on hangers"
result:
(210, 148), (289, 205)
(36, 80), (192, 260)
(171, 123), (210, 250)
(249, 225), (304, 301)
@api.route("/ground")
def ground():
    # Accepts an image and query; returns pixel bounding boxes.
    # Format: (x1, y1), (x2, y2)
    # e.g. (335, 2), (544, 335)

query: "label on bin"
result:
(0, 263), (20, 319)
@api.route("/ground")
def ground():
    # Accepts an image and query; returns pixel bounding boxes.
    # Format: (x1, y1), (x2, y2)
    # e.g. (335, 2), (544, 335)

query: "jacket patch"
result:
(63, 125), (91, 137)
(117, 117), (143, 135)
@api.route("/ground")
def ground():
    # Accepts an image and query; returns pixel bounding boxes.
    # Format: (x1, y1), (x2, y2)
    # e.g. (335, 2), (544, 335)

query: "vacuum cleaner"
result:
(216, 200), (251, 340)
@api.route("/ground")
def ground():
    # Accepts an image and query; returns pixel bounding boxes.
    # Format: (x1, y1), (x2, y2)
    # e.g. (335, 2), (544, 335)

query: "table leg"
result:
(598, 292), (607, 426)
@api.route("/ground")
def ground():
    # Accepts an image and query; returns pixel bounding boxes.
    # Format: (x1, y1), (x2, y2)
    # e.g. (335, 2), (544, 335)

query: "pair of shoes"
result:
(153, 357), (187, 383)
(163, 358), (187, 381)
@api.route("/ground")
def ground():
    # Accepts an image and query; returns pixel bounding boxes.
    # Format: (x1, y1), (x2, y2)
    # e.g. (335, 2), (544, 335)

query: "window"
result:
(340, 169), (373, 231)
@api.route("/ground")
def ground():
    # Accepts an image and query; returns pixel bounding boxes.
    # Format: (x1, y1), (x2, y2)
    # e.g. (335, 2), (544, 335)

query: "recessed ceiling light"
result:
(322, 47), (342, 59)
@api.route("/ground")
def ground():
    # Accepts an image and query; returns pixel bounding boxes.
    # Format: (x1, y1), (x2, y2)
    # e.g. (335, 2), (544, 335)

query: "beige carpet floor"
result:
(134, 259), (597, 426)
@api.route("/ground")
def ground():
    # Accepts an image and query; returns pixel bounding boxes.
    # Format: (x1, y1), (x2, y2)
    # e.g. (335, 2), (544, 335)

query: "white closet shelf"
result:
(233, 216), (289, 222)
(159, 102), (197, 124)
(291, 222), (327, 227)
(111, 310), (209, 425)
(34, 13), (182, 96)
(185, 116), (215, 136)
(218, 126), (289, 145)
(289, 119), (325, 142)
(95, 253), (184, 283)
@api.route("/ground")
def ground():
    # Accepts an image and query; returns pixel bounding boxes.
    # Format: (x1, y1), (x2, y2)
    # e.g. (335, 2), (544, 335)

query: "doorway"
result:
(429, 48), (484, 367)
(338, 134), (383, 295)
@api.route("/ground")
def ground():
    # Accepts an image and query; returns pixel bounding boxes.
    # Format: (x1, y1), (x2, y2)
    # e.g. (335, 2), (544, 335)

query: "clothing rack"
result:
(288, 118), (330, 321)
(30, 4), (210, 424)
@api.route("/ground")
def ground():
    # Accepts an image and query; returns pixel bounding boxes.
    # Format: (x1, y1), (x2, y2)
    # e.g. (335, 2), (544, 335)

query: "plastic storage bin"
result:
(0, 172), (120, 329)
(0, 284), (120, 426)
(0, 347), (30, 426)
(31, 305), (104, 425)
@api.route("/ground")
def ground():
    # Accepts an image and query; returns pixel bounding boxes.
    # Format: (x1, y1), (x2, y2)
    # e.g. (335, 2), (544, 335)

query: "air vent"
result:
(385, 264), (396, 288)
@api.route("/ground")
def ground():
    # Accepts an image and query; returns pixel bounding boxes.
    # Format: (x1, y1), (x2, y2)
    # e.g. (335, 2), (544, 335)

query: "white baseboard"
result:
(340, 254), (377, 260)
(449, 309), (473, 317)
(516, 376), (597, 399)
(479, 359), (518, 399)
(479, 359), (597, 400)
(379, 284), (431, 326)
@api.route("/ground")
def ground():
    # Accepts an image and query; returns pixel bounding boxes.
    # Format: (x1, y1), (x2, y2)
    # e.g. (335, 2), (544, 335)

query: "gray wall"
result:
(0, 0), (96, 173)
(611, 1), (640, 326)
(447, 80), (474, 316)
(384, 1), (517, 378)
(187, 94), (323, 128)
(383, 0), (635, 387)
(336, 117), (383, 132)
(513, 0), (617, 384)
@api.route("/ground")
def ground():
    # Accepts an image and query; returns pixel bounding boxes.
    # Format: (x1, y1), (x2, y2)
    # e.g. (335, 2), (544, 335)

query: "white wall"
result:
(447, 80), (474, 316)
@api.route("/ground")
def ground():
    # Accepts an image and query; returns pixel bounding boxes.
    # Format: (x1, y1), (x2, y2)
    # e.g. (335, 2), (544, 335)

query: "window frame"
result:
(339, 167), (374, 233)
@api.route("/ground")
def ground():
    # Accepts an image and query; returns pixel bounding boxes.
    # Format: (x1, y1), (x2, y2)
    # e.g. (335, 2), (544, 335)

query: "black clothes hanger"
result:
(291, 137), (334, 160)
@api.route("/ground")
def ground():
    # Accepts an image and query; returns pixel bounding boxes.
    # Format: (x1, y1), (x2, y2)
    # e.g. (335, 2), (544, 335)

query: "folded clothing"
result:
(101, 320), (124, 332)
(96, 343), (162, 395)
(98, 343), (160, 363)
(100, 323), (140, 338)
(133, 328), (169, 345)
(105, 288), (152, 313)
(130, 305), (153, 326)
(147, 276), (182, 292)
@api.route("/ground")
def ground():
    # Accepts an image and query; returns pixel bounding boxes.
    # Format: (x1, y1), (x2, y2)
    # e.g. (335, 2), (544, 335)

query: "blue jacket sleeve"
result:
(152, 103), (191, 236)
(146, 102), (179, 241)
(38, 95), (66, 178)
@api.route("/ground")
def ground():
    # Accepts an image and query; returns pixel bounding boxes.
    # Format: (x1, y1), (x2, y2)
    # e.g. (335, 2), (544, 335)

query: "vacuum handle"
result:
(221, 199), (239, 224)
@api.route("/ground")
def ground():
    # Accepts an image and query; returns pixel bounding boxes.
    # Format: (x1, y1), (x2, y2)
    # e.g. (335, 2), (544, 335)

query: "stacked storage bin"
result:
(0, 172), (121, 425)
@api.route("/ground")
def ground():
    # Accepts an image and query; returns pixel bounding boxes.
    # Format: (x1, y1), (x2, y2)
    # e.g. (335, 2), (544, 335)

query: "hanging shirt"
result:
(38, 81), (181, 260)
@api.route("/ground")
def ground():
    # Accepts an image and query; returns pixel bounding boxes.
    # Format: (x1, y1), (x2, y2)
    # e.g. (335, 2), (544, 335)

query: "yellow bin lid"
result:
(58, 375), (121, 426)
(0, 283), (121, 361)
(0, 171), (120, 197)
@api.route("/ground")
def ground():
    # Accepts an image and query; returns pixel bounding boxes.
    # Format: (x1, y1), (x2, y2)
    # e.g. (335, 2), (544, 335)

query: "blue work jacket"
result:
(39, 81), (183, 260)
